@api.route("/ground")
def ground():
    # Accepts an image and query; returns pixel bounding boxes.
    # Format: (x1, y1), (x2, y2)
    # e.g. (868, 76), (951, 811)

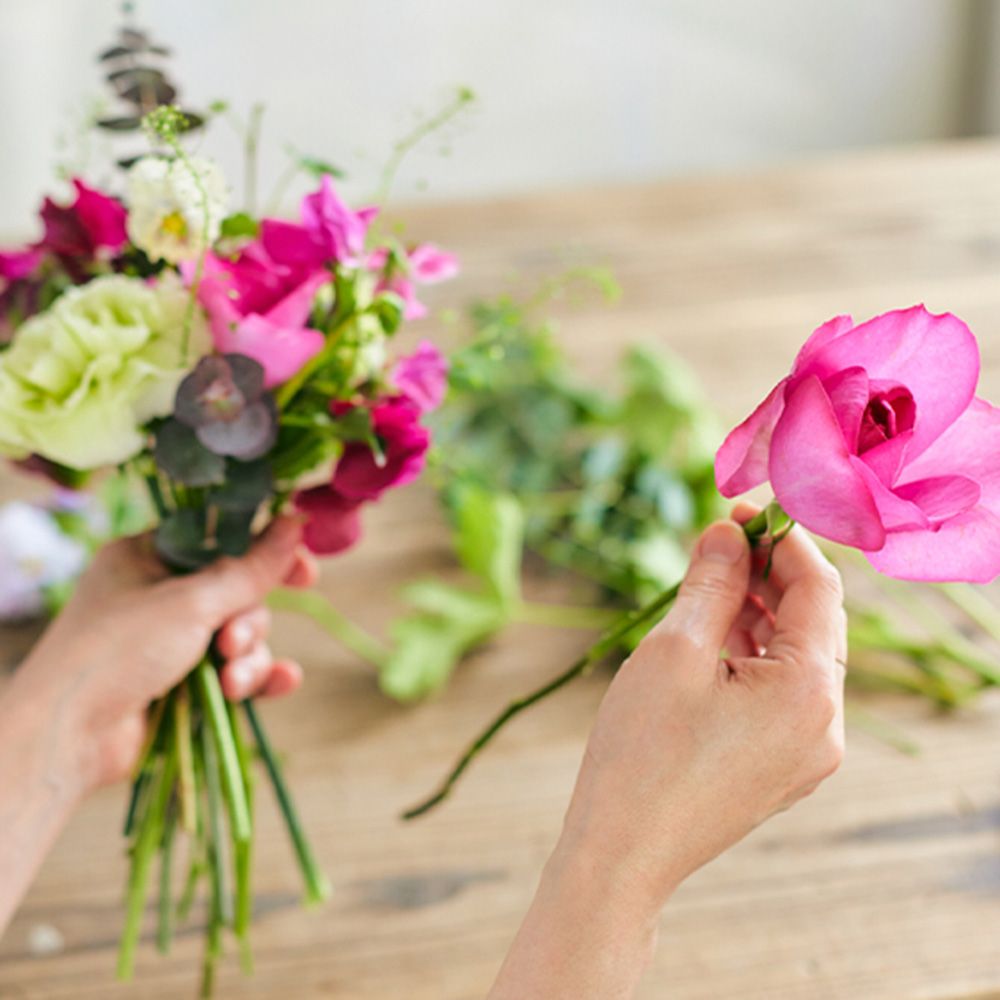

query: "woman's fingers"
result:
(257, 659), (303, 698)
(284, 548), (319, 588)
(764, 524), (847, 670)
(219, 640), (304, 701)
(216, 606), (271, 659)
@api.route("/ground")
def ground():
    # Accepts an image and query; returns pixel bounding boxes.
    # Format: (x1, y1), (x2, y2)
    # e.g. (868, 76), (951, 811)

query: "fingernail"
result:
(228, 663), (253, 697)
(699, 522), (746, 564)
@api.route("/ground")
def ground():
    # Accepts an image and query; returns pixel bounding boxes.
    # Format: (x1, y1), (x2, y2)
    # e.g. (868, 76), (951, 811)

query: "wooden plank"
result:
(4, 139), (1000, 998)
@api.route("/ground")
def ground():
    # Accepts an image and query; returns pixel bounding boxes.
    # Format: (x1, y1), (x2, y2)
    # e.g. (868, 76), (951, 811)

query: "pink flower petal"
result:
(768, 375), (886, 550)
(408, 244), (459, 283)
(796, 306), (979, 463)
(894, 475), (980, 524)
(0, 249), (42, 281)
(264, 270), (330, 328)
(864, 398), (1000, 581)
(391, 340), (449, 413)
(820, 365), (868, 453)
(217, 314), (325, 388)
(849, 457), (929, 532)
(260, 219), (326, 267)
(296, 487), (364, 555)
(791, 314), (854, 374)
(72, 179), (128, 253)
(715, 380), (787, 497)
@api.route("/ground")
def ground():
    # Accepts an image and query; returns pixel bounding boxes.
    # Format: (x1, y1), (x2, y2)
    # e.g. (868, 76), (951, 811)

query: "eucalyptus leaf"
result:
(154, 420), (226, 487)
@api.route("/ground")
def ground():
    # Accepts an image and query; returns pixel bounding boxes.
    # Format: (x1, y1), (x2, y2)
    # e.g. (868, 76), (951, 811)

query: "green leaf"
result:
(380, 586), (507, 702)
(210, 459), (273, 511)
(297, 155), (346, 180)
(154, 420), (226, 487)
(220, 213), (260, 239)
(452, 483), (524, 605)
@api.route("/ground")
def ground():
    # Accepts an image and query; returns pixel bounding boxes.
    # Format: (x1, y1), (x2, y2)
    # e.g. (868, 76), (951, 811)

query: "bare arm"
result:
(0, 517), (317, 933)
(489, 504), (847, 999)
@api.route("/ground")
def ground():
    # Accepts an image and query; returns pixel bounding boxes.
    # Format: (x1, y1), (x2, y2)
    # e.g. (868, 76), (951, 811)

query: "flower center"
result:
(160, 211), (188, 240)
(199, 376), (245, 423)
(858, 386), (916, 454)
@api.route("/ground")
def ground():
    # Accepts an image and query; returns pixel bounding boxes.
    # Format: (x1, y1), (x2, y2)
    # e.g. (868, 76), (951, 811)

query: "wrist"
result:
(1, 658), (92, 807)
(489, 834), (663, 1000)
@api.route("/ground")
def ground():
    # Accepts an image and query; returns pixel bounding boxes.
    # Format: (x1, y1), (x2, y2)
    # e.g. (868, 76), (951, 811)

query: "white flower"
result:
(126, 156), (229, 264)
(0, 273), (210, 469)
(0, 502), (87, 621)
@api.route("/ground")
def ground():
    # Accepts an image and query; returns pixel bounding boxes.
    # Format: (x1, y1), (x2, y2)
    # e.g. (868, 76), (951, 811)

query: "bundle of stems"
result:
(120, 654), (329, 995)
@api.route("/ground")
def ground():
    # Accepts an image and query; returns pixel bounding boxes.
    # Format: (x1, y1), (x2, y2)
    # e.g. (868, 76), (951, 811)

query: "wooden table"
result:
(4, 140), (1000, 999)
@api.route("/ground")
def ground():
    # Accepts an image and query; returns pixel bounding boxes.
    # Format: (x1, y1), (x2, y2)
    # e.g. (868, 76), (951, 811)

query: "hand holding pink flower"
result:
(715, 306), (1000, 581)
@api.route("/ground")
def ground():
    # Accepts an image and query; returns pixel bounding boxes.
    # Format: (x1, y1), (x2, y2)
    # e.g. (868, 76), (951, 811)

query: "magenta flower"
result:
(39, 179), (128, 259)
(333, 398), (431, 501)
(187, 243), (328, 388)
(715, 306), (1000, 582)
(260, 175), (377, 268)
(391, 340), (449, 413)
(295, 487), (363, 555)
(369, 243), (459, 320)
(295, 396), (432, 555)
(0, 249), (43, 281)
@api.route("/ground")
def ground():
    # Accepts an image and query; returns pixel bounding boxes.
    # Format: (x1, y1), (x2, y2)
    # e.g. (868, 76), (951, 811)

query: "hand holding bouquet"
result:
(0, 105), (455, 990)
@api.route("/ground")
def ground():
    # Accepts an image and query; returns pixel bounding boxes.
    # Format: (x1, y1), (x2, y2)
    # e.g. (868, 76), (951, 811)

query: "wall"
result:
(0, 0), (982, 235)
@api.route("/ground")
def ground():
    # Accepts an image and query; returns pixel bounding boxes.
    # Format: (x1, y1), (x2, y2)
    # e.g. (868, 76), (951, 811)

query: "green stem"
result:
(844, 703), (920, 756)
(373, 87), (475, 208)
(118, 735), (177, 980)
(402, 581), (681, 820)
(227, 702), (255, 953)
(512, 600), (618, 630)
(199, 710), (234, 929)
(157, 802), (179, 954)
(274, 314), (355, 410)
(242, 700), (331, 905)
(402, 502), (786, 820)
(857, 565), (1000, 686)
(266, 588), (390, 666)
(940, 582), (1000, 646)
(196, 660), (252, 844)
(174, 682), (198, 835)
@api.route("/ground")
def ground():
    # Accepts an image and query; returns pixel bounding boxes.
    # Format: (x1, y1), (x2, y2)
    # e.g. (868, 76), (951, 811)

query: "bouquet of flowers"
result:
(0, 100), (456, 989)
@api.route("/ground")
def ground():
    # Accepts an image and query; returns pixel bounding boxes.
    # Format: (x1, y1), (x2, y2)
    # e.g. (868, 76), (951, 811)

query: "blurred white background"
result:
(1, 0), (999, 235)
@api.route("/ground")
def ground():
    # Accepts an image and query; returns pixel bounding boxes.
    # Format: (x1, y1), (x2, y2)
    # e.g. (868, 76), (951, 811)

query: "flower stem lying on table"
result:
(403, 505), (787, 819)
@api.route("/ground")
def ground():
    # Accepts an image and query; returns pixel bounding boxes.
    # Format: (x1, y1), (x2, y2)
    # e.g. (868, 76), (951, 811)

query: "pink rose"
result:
(391, 340), (449, 413)
(715, 306), (1000, 582)
(186, 242), (328, 388)
(260, 175), (377, 269)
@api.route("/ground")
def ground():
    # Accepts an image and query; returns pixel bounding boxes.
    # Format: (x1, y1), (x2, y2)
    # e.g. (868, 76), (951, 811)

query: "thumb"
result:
(181, 516), (305, 625)
(651, 519), (751, 655)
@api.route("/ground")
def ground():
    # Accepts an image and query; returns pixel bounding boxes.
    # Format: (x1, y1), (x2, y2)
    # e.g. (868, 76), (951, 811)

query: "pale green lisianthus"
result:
(0, 274), (210, 469)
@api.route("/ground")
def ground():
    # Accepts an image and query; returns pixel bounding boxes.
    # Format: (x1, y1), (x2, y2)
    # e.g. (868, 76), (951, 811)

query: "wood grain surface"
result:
(4, 140), (1000, 999)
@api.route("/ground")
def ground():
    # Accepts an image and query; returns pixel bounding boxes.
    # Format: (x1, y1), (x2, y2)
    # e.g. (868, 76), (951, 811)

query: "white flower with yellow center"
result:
(126, 155), (229, 264)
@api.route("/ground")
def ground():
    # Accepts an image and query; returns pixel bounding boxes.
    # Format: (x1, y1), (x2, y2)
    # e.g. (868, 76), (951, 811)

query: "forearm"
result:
(488, 837), (665, 1000)
(0, 669), (84, 935)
